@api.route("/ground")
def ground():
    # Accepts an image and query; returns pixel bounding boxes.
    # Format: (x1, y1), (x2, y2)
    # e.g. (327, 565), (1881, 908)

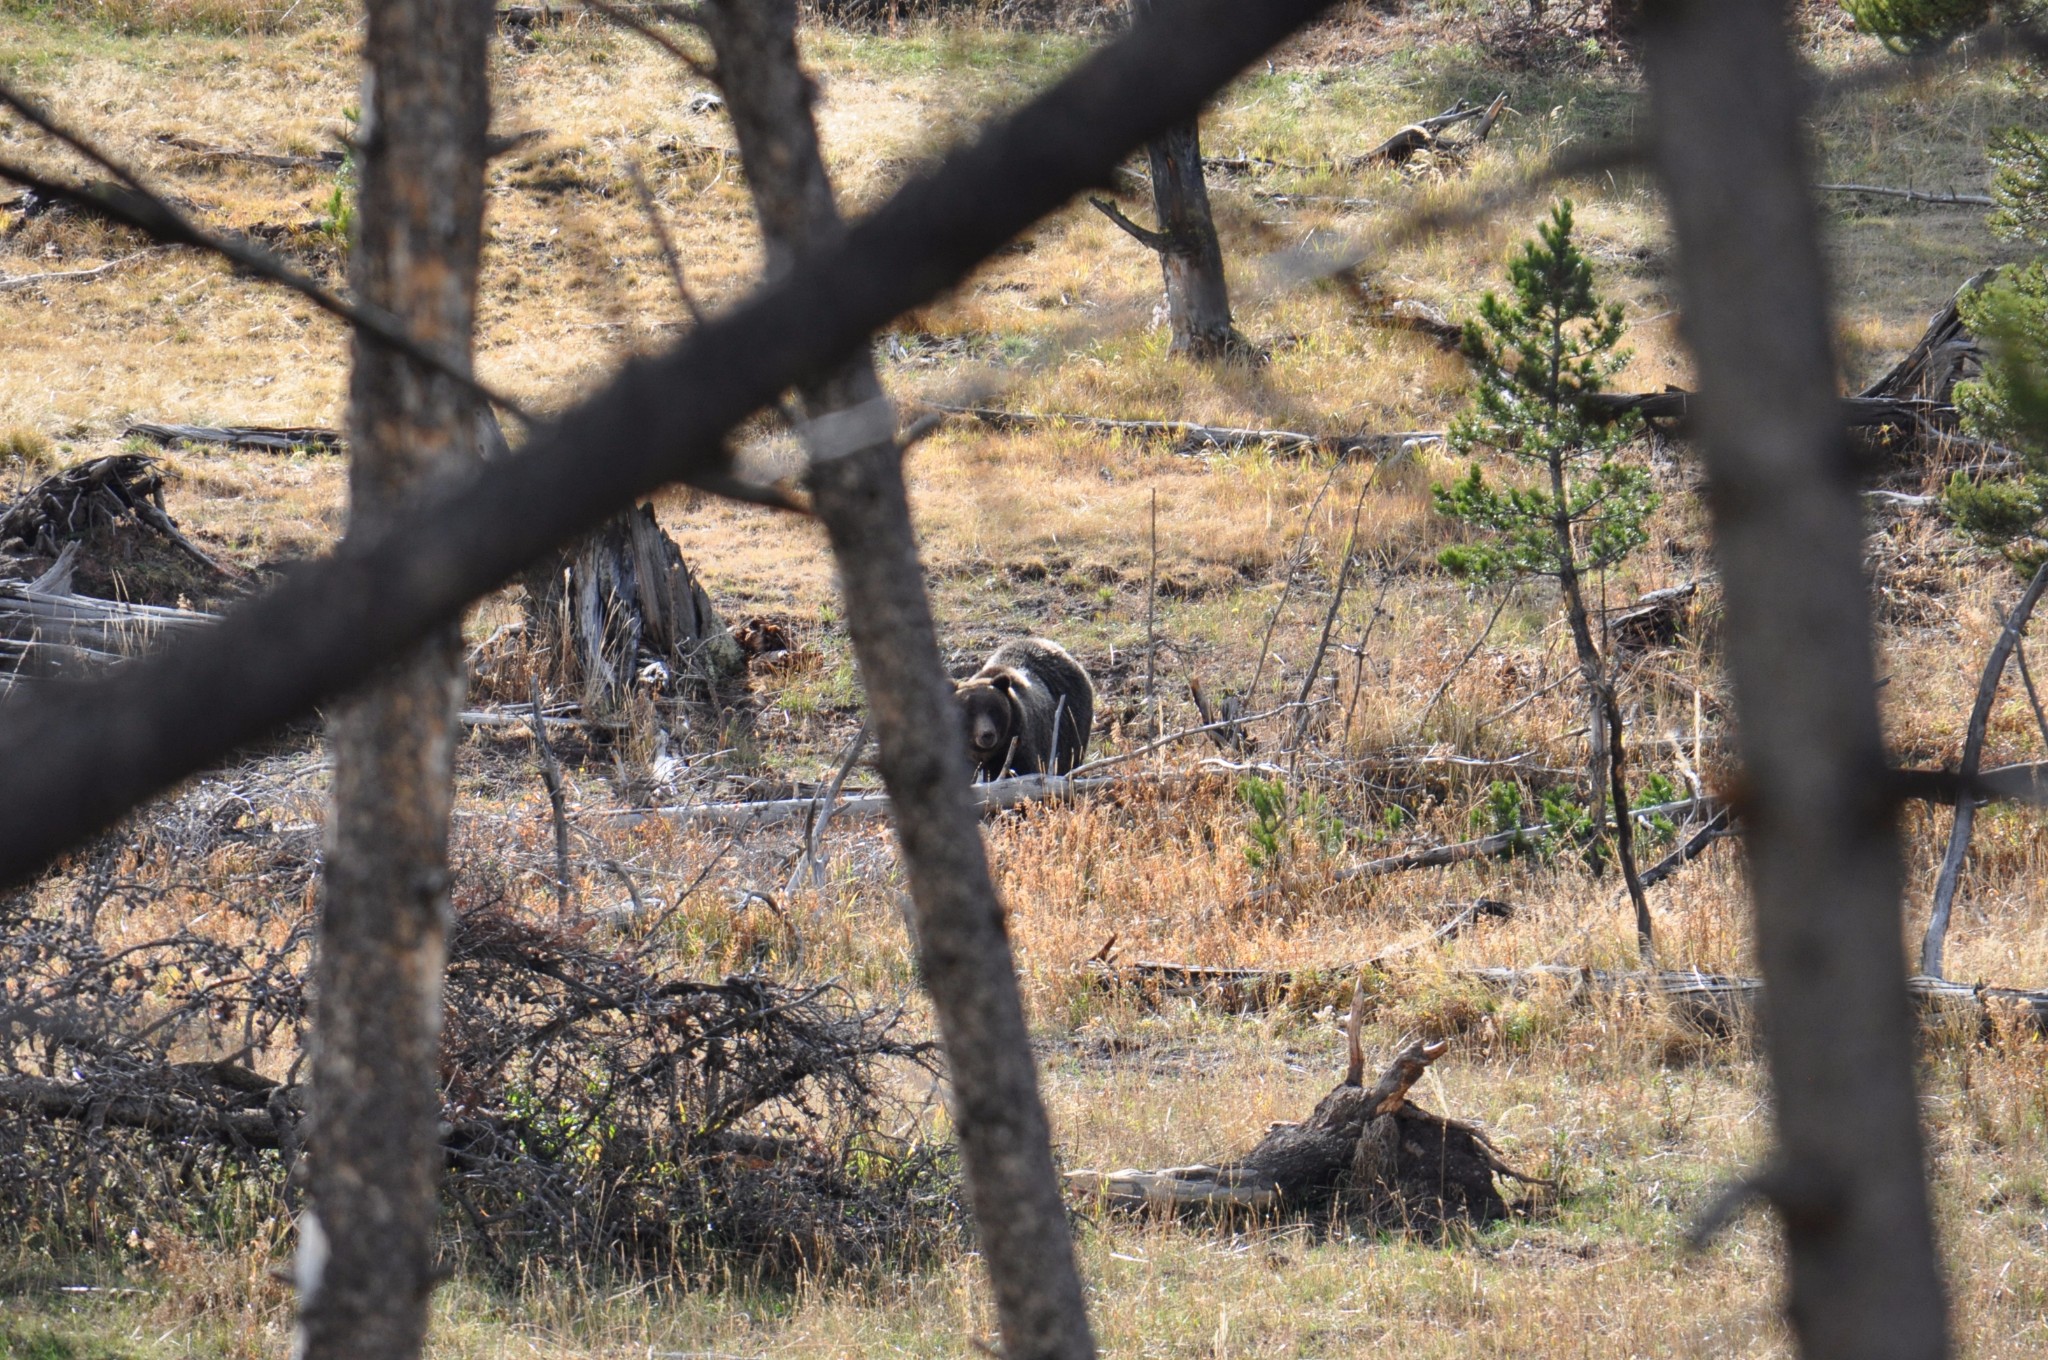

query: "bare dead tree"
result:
(1086, 0), (1247, 358)
(1642, 3), (1947, 1358)
(697, 2), (1095, 1354)
(296, 3), (491, 1357)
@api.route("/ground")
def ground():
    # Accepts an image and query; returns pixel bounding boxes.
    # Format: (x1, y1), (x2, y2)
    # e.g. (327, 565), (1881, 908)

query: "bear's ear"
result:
(989, 672), (1015, 695)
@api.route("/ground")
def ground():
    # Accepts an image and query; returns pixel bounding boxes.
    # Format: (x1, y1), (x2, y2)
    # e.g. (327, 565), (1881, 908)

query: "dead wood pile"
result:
(0, 544), (214, 681)
(0, 847), (954, 1278)
(0, 453), (229, 588)
(1068, 1013), (1540, 1231)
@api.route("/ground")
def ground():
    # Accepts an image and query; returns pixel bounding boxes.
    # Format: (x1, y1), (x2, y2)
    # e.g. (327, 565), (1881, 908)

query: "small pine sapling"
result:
(1945, 127), (2048, 575)
(1432, 199), (1662, 961)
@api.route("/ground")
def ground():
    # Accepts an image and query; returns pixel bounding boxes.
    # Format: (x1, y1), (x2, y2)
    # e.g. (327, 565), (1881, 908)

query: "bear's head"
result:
(955, 671), (1019, 771)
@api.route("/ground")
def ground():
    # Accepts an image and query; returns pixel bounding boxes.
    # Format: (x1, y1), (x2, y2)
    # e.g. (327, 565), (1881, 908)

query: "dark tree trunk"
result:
(700, 3), (1097, 1358)
(1643, 3), (1947, 1358)
(1547, 447), (1653, 959)
(296, 2), (490, 1357)
(1079, 0), (1244, 359)
(1145, 120), (1241, 357)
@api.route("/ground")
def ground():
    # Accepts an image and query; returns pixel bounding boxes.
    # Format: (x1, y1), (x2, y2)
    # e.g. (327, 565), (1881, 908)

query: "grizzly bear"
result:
(954, 638), (1095, 780)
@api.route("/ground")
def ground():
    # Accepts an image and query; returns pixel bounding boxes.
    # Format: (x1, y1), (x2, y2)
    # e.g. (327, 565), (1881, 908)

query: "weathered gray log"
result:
(1858, 269), (1989, 405)
(126, 422), (345, 453)
(0, 249), (156, 291)
(1816, 182), (1993, 208)
(0, 550), (212, 677)
(153, 134), (346, 170)
(921, 402), (1440, 458)
(1092, 957), (2048, 1036)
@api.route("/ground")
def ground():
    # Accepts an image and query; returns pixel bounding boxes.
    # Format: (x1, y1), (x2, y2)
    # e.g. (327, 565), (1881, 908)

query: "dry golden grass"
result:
(6, 4), (2048, 1358)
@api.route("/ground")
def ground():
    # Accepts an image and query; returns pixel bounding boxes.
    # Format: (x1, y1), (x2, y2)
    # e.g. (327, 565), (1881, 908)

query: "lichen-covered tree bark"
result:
(296, 2), (490, 1356)
(699, 3), (1096, 1356)
(1641, 2), (1947, 1357)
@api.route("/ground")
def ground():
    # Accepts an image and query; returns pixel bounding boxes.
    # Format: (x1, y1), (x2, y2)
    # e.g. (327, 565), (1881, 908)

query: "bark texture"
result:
(1642, 2), (1947, 1357)
(1144, 119), (1241, 356)
(1096, 0), (1243, 358)
(298, 2), (490, 1357)
(701, 2), (1096, 1357)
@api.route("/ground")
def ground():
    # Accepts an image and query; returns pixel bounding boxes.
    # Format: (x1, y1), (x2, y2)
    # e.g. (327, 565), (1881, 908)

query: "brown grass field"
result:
(4, 2), (2048, 1357)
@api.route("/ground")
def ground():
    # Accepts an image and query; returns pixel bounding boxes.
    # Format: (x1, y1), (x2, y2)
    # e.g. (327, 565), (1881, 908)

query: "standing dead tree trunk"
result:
(698, 3), (1096, 1357)
(295, 4), (490, 1359)
(1084, 0), (1246, 359)
(1643, 4), (1948, 1359)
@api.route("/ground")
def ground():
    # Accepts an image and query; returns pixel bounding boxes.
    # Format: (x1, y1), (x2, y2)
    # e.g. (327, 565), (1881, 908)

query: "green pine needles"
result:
(1946, 130), (2048, 570)
(1433, 200), (1662, 962)
(1433, 200), (1657, 587)
(1841, 0), (1996, 52)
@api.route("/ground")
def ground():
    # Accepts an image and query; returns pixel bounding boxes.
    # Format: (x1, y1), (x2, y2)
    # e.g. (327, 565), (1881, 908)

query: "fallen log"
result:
(1091, 955), (2048, 1037)
(125, 421), (345, 453)
(1067, 1020), (1535, 1225)
(1333, 795), (1710, 884)
(1816, 182), (1992, 208)
(1086, 899), (1515, 1012)
(152, 133), (345, 171)
(920, 402), (1442, 459)
(1, 546), (214, 678)
(1354, 93), (1511, 168)
(0, 249), (158, 292)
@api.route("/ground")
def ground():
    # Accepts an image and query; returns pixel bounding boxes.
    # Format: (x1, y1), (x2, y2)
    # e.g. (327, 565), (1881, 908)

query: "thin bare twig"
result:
(623, 158), (707, 325)
(1290, 468), (1377, 755)
(1412, 589), (1514, 738)
(529, 689), (575, 916)
(1923, 558), (2048, 977)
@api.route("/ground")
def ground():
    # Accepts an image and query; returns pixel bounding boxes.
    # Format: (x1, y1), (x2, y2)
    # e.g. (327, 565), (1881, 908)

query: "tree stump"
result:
(523, 503), (746, 724)
(1066, 1009), (1542, 1229)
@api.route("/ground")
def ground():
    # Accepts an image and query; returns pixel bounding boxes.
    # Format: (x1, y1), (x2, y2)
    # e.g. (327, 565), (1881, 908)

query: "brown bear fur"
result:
(954, 638), (1095, 780)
